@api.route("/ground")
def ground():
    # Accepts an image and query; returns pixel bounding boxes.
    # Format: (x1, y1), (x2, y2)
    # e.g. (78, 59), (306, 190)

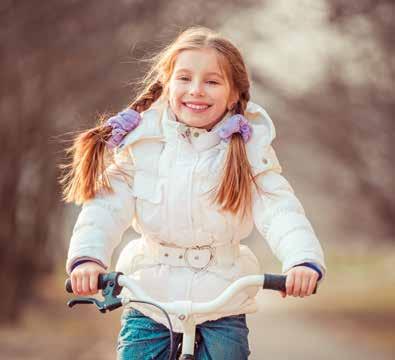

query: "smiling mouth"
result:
(183, 103), (212, 111)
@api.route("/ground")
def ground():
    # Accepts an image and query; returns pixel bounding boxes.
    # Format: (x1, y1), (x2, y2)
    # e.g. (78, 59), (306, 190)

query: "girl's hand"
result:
(280, 266), (319, 298)
(70, 261), (107, 296)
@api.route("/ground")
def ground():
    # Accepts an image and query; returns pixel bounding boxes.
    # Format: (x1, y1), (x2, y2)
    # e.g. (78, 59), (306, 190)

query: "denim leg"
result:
(194, 314), (250, 360)
(116, 308), (182, 360)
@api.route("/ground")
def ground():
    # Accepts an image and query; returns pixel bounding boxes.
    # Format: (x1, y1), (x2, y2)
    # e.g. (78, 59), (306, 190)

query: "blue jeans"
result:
(117, 308), (250, 359)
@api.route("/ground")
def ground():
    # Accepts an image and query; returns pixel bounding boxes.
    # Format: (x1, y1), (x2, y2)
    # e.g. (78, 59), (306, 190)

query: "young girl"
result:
(62, 26), (326, 359)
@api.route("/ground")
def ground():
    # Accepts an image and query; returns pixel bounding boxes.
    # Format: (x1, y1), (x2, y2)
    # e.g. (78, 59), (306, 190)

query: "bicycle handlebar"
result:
(65, 272), (316, 310)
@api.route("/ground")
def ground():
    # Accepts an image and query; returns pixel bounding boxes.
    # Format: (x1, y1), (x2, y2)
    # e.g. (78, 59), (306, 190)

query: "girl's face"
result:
(167, 48), (238, 130)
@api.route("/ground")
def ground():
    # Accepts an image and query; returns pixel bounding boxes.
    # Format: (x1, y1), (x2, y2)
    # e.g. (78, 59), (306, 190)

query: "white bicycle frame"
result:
(117, 274), (268, 358)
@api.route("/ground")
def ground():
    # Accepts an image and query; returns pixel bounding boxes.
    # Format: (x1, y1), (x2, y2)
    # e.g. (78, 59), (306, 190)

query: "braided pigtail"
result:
(59, 81), (163, 205)
(59, 118), (114, 205)
(213, 92), (257, 220)
(128, 81), (164, 113)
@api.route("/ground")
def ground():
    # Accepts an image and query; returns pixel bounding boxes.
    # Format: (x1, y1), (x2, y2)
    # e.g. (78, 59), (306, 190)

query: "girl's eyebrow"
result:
(175, 68), (224, 79)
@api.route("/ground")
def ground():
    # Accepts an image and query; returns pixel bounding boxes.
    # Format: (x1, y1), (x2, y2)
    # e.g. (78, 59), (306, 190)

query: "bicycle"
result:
(65, 272), (317, 359)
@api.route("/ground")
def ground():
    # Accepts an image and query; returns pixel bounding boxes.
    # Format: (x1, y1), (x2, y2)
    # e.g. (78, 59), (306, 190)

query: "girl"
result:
(62, 26), (326, 359)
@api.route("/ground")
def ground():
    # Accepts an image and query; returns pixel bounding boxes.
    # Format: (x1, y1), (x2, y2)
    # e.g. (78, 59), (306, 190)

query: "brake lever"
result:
(66, 271), (124, 313)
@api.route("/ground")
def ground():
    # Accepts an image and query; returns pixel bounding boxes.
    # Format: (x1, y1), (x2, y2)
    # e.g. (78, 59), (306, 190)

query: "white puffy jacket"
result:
(66, 97), (326, 332)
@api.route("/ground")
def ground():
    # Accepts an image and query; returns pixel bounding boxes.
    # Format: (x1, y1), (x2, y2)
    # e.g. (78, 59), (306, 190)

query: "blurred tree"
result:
(248, 0), (394, 240)
(316, 0), (394, 238)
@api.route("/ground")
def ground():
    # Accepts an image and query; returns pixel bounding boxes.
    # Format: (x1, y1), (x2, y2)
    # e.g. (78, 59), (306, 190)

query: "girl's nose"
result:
(189, 81), (205, 96)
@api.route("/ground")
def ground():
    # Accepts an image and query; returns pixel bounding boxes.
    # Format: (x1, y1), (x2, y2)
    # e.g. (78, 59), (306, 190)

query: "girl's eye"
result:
(177, 77), (218, 85)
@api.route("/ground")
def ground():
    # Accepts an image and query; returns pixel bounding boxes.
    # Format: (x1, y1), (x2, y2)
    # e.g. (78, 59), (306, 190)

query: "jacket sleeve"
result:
(252, 164), (327, 283)
(65, 148), (136, 275)
(245, 100), (327, 283)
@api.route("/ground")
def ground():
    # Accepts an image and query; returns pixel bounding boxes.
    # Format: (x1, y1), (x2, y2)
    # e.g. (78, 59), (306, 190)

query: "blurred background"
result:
(1, 0), (394, 359)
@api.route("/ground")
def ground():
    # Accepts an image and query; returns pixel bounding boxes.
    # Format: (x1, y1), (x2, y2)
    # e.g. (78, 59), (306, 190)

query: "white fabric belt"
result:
(144, 238), (240, 271)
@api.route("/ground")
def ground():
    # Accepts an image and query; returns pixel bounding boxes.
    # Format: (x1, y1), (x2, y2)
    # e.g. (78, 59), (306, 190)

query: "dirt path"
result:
(248, 293), (394, 360)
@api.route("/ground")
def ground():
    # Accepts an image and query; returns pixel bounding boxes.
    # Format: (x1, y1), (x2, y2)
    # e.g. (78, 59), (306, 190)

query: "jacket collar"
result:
(161, 100), (232, 152)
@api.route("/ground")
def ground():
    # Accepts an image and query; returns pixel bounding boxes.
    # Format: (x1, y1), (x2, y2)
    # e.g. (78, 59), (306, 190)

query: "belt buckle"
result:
(184, 245), (215, 272)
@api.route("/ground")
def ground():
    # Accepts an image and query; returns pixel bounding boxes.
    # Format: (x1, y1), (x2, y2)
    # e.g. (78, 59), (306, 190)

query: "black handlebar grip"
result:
(263, 274), (317, 294)
(65, 274), (106, 293)
(65, 279), (73, 293)
(263, 274), (287, 292)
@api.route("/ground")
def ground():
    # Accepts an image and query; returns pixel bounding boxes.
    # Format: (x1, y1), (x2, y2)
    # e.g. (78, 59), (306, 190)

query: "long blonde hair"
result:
(59, 26), (259, 220)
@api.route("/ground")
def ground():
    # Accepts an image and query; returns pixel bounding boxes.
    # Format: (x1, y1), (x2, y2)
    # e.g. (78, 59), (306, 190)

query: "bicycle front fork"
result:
(178, 316), (197, 359)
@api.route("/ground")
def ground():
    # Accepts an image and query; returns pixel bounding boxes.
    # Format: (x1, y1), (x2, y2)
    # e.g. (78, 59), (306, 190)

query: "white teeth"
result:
(185, 103), (209, 110)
